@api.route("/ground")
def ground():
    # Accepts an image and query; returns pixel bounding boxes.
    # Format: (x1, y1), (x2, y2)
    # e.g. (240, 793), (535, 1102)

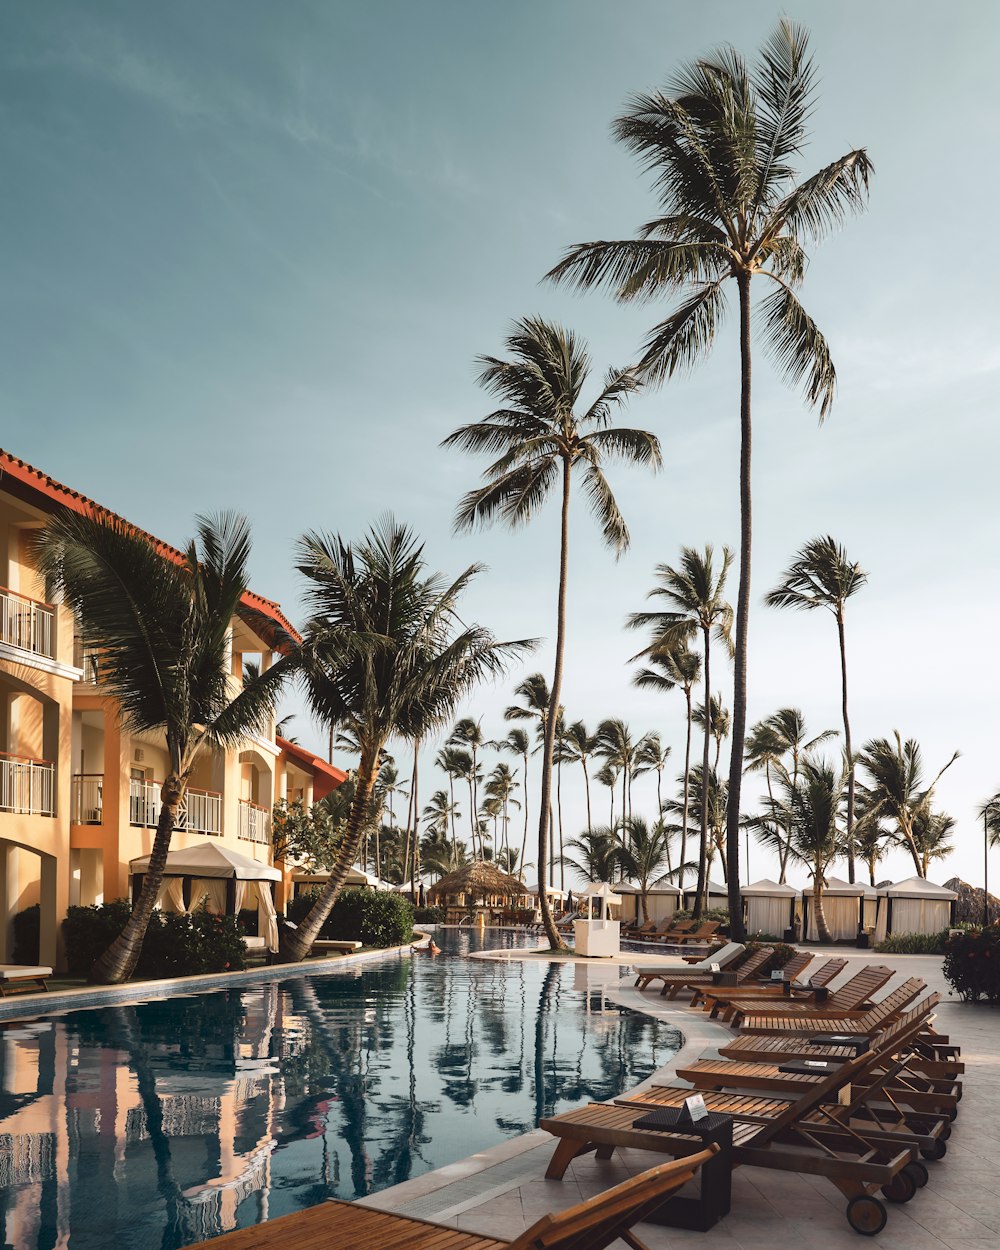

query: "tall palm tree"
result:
(616, 817), (673, 922)
(634, 734), (672, 869)
(632, 639), (701, 888)
(37, 511), (292, 983)
(485, 762), (521, 865)
(284, 519), (528, 962)
(562, 827), (621, 884)
(857, 733), (959, 879)
(562, 720), (597, 834)
(495, 726), (532, 879)
(908, 809), (955, 879)
(595, 762), (620, 830)
(629, 545), (733, 922)
(422, 788), (461, 840)
(444, 317), (661, 948)
(766, 536), (868, 881)
(435, 745), (468, 860)
(694, 694), (730, 771)
(548, 20), (872, 938)
(595, 719), (640, 831)
(449, 717), (487, 857)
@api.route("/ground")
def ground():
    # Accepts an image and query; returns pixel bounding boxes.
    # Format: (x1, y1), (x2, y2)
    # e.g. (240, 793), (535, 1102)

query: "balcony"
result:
(0, 751), (56, 817)
(0, 587), (55, 660)
(72, 773), (104, 824)
(238, 799), (270, 846)
(73, 637), (100, 684)
(129, 779), (223, 836)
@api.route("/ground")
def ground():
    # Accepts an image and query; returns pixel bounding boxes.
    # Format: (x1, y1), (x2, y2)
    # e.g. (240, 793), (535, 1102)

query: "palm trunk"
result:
(557, 754), (564, 890)
(410, 742), (420, 897)
(657, 768), (669, 871)
(90, 773), (184, 983)
(780, 749), (801, 883)
(724, 271), (752, 943)
(471, 744), (480, 858)
(680, 686), (692, 890)
(813, 870), (832, 943)
(519, 749), (530, 879)
(537, 460), (571, 950)
(279, 748), (380, 962)
(582, 759), (592, 833)
(693, 626), (711, 920)
(448, 774), (458, 860)
(468, 779), (477, 858)
(838, 607), (857, 883)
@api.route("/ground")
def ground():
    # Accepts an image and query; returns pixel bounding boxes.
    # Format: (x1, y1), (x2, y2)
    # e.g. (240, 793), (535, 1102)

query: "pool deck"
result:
(348, 946), (1000, 1250)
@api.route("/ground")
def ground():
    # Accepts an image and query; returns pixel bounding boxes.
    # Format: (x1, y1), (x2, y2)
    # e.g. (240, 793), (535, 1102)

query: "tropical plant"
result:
(562, 720), (598, 834)
(444, 317), (661, 948)
(693, 694), (730, 771)
(548, 20), (872, 939)
(628, 545), (733, 921)
(494, 726), (532, 878)
(283, 519), (528, 962)
(562, 827), (621, 884)
(484, 762), (521, 865)
(595, 719), (641, 830)
(857, 733), (959, 879)
(595, 762), (621, 829)
(616, 817), (673, 921)
(449, 717), (487, 857)
(271, 797), (343, 871)
(632, 639), (701, 887)
(634, 734), (672, 865)
(434, 745), (468, 859)
(766, 536), (868, 880)
(37, 511), (292, 983)
(422, 788), (462, 839)
(907, 809), (956, 879)
(421, 827), (468, 879)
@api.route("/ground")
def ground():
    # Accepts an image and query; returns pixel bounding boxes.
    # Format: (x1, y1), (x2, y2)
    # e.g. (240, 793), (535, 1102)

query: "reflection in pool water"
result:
(0, 929), (678, 1249)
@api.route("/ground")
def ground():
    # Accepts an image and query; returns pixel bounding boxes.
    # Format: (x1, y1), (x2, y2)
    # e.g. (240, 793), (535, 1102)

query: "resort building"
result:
(0, 450), (345, 970)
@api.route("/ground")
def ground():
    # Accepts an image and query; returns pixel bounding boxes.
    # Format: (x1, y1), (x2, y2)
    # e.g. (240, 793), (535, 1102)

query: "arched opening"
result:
(0, 671), (60, 818)
(0, 837), (59, 966)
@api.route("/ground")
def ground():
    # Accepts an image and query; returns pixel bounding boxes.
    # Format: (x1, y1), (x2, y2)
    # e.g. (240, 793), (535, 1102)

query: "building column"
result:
(0, 843), (19, 961)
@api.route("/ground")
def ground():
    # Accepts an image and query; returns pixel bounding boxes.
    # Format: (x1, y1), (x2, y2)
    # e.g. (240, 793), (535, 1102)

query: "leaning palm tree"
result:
(282, 519), (529, 962)
(857, 733), (959, 879)
(633, 639), (701, 888)
(766, 536), (868, 881)
(908, 809), (955, 879)
(443, 317), (661, 948)
(37, 511), (292, 983)
(548, 20), (872, 938)
(628, 545), (733, 922)
(616, 817), (673, 922)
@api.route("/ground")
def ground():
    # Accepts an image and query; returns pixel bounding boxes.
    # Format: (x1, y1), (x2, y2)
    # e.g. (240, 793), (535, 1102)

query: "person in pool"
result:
(413, 938), (441, 954)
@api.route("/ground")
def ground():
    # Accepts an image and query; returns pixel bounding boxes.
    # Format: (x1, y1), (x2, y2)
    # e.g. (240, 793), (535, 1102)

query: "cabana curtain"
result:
(892, 898), (950, 934)
(156, 877), (187, 913)
(191, 878), (228, 915)
(746, 897), (789, 936)
(807, 895), (858, 941)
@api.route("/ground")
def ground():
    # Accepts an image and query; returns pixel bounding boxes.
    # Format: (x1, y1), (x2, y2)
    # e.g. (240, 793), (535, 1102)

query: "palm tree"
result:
(548, 20), (872, 940)
(693, 695), (730, 771)
(595, 718), (641, 833)
(562, 827), (621, 884)
(634, 734), (672, 869)
(422, 788), (461, 840)
(485, 762), (521, 865)
(435, 745), (468, 860)
(595, 762), (621, 829)
(633, 640), (701, 888)
(421, 827), (467, 879)
(283, 519), (528, 962)
(444, 317), (661, 948)
(37, 511), (292, 983)
(616, 817), (673, 922)
(450, 717), (487, 857)
(766, 536), (868, 881)
(495, 725), (532, 879)
(908, 809), (955, 879)
(562, 720), (598, 834)
(628, 545), (733, 923)
(857, 733), (959, 879)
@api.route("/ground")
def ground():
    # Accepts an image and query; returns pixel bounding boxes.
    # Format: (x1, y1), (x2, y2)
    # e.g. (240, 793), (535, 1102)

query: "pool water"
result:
(0, 930), (678, 1249)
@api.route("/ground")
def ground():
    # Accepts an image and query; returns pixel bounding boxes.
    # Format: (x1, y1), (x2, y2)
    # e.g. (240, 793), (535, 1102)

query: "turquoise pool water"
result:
(0, 930), (678, 1249)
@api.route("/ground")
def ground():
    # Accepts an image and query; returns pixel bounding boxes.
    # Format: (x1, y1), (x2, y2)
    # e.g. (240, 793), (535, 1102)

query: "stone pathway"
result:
(360, 949), (1000, 1249)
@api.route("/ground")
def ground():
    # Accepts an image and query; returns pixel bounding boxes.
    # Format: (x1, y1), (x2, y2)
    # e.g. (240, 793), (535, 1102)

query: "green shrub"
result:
(740, 940), (798, 970)
(943, 926), (1000, 1003)
(413, 906), (444, 924)
(13, 904), (40, 964)
(62, 901), (247, 980)
(672, 907), (731, 924)
(876, 930), (949, 955)
(287, 886), (414, 948)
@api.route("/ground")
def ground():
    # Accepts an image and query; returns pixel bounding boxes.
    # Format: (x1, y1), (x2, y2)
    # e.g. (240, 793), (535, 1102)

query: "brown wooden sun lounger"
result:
(0, 965), (52, 996)
(670, 920), (721, 945)
(633, 917), (695, 944)
(693, 956), (846, 1015)
(690, 950), (815, 1009)
(197, 1147), (718, 1250)
(657, 945), (774, 1000)
(633, 941), (745, 991)
(729, 964), (894, 1028)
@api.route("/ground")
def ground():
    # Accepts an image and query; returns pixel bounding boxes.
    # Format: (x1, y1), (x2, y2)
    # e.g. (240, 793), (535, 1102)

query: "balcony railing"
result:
(0, 587), (55, 660)
(72, 773), (104, 825)
(0, 751), (56, 817)
(129, 779), (223, 836)
(73, 637), (100, 684)
(238, 799), (270, 845)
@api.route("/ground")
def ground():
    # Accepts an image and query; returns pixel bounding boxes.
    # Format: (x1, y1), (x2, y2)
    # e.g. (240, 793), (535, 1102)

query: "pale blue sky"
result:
(2, 2), (998, 888)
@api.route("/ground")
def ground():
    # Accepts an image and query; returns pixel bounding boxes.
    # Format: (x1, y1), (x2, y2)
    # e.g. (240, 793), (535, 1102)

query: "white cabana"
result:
(130, 843), (281, 952)
(681, 881), (729, 912)
(615, 881), (681, 925)
(293, 865), (394, 894)
(879, 877), (958, 937)
(742, 879), (798, 937)
(802, 876), (863, 942)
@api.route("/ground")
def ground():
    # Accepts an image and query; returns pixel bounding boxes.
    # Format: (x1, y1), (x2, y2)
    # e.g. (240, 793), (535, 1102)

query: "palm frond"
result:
(637, 280), (729, 384)
(758, 280), (836, 417)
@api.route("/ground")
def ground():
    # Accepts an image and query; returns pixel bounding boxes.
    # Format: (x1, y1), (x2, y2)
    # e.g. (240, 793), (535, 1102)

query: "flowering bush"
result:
(942, 926), (1000, 1003)
(287, 886), (414, 948)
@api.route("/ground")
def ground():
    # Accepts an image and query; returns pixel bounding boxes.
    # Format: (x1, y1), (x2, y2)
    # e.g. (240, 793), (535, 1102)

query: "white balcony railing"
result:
(0, 587), (55, 659)
(73, 638), (100, 683)
(238, 799), (270, 845)
(129, 779), (223, 836)
(71, 773), (104, 824)
(0, 751), (56, 816)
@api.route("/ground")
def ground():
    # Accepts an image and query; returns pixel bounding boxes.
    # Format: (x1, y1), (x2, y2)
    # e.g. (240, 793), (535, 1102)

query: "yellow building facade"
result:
(0, 450), (345, 970)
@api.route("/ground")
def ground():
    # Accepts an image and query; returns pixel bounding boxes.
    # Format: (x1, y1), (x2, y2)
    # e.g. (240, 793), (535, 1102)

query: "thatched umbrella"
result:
(428, 861), (529, 905)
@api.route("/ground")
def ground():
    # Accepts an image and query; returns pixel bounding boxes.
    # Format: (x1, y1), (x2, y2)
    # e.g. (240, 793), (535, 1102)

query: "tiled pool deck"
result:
(355, 947), (1000, 1250)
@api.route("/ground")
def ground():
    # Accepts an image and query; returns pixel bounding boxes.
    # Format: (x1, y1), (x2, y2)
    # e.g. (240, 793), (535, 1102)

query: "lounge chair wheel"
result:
(947, 1107), (958, 1122)
(903, 1161), (929, 1188)
(938, 1121), (952, 1140)
(846, 1195), (888, 1235)
(921, 1139), (946, 1161)
(881, 1171), (916, 1204)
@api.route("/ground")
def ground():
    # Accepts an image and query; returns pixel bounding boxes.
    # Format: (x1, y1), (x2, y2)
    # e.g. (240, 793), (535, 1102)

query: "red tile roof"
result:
(276, 735), (349, 800)
(0, 448), (300, 646)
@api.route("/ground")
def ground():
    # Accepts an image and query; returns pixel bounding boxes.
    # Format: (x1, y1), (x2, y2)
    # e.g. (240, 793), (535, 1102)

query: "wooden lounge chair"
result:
(622, 919), (658, 939)
(196, 1147), (718, 1250)
(690, 950), (815, 1009)
(655, 946), (775, 1001)
(634, 941), (745, 992)
(0, 965), (52, 996)
(542, 1038), (921, 1235)
(670, 920), (721, 945)
(728, 964), (895, 1029)
(695, 956), (848, 1017)
(633, 917), (693, 944)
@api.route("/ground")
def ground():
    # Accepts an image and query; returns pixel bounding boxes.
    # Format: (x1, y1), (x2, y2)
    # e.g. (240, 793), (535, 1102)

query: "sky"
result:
(2, 1), (998, 891)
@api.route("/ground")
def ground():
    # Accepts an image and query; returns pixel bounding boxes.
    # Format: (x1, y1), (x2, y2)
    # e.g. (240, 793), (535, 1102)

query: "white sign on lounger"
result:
(684, 1093), (708, 1122)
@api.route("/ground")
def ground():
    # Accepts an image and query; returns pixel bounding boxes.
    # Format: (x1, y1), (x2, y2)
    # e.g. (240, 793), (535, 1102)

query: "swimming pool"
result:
(0, 930), (678, 1249)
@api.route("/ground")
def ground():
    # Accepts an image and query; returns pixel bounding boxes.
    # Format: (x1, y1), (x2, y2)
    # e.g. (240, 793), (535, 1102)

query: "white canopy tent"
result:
(615, 880), (681, 925)
(129, 843), (281, 952)
(293, 866), (395, 893)
(742, 879), (798, 937)
(681, 881), (729, 912)
(801, 876), (863, 942)
(878, 877), (958, 938)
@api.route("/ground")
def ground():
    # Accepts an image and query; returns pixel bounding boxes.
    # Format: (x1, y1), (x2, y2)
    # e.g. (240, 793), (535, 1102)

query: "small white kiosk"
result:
(574, 882), (622, 957)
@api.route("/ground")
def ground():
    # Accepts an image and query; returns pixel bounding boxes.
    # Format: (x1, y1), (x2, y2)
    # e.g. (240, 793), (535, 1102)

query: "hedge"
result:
(943, 926), (1000, 1003)
(287, 887), (414, 948)
(876, 930), (950, 955)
